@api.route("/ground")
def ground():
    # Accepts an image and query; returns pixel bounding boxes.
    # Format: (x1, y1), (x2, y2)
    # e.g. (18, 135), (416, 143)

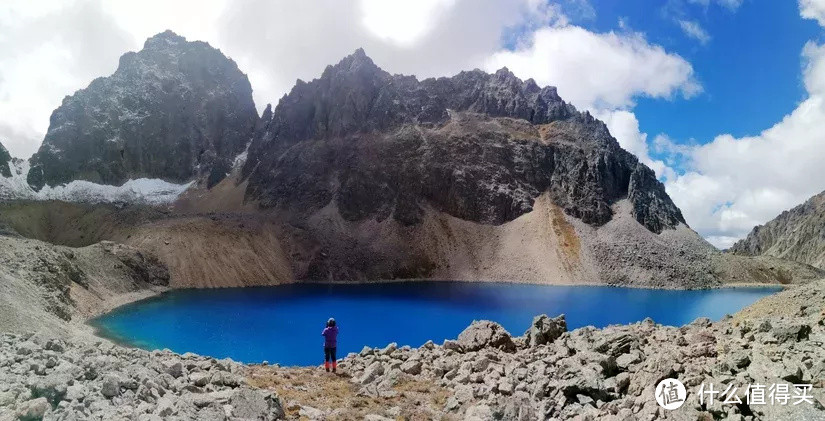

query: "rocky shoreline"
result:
(2, 280), (824, 420)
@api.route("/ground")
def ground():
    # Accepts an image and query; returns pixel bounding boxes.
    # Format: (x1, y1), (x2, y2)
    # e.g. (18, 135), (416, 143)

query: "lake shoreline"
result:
(84, 277), (792, 346)
(84, 277), (791, 324)
(5, 280), (823, 420)
(87, 280), (786, 366)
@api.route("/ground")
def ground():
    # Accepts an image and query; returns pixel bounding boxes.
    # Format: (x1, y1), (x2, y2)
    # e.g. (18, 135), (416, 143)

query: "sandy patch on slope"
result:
(120, 215), (295, 288)
(416, 193), (593, 284)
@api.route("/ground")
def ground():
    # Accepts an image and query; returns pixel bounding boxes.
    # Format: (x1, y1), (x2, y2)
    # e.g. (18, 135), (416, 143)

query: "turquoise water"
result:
(91, 282), (780, 366)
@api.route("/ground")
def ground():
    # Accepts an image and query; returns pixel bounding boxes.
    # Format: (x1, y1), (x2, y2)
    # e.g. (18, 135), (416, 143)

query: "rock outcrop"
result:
(0, 141), (11, 178)
(243, 49), (684, 234)
(27, 30), (258, 191)
(731, 190), (825, 269)
(525, 313), (567, 347)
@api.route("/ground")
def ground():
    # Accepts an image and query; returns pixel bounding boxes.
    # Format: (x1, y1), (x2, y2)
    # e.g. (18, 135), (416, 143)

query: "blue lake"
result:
(91, 282), (780, 366)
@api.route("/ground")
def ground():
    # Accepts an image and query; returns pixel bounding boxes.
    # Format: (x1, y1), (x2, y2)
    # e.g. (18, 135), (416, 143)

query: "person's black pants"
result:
(324, 347), (337, 364)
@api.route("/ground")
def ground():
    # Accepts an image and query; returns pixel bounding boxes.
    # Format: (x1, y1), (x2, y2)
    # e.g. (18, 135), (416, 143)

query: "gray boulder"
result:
(15, 397), (50, 421)
(525, 314), (567, 347)
(100, 374), (121, 398)
(593, 331), (637, 357)
(359, 362), (385, 385)
(457, 320), (515, 352)
(165, 361), (184, 378)
(30, 373), (69, 405)
(230, 388), (285, 420)
(400, 360), (422, 375)
(771, 320), (812, 342)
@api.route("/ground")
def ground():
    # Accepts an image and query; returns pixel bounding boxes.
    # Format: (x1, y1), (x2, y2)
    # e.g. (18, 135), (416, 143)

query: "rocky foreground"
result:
(0, 334), (284, 421)
(330, 311), (825, 420)
(2, 282), (825, 420)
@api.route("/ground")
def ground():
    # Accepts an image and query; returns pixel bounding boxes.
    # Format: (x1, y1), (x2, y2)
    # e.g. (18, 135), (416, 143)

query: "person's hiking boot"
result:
(332, 362), (337, 373)
(324, 362), (330, 372)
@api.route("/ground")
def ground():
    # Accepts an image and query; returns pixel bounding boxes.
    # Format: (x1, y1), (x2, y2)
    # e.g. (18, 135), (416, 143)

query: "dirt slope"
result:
(0, 235), (168, 336)
(119, 215), (295, 288)
(1, 195), (821, 290)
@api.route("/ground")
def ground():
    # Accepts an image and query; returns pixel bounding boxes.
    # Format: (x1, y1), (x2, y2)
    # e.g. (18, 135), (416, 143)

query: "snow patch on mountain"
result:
(0, 160), (191, 205)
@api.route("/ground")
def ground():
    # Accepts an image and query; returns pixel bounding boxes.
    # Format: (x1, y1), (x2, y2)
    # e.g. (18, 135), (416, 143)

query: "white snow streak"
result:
(0, 160), (191, 205)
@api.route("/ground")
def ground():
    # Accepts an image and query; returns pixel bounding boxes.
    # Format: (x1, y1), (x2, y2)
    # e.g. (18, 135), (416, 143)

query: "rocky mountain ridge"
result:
(26, 30), (258, 191)
(731, 190), (825, 269)
(244, 49), (685, 234)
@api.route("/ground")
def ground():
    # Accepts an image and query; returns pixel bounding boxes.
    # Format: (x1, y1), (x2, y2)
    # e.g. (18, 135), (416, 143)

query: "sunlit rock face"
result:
(27, 30), (258, 191)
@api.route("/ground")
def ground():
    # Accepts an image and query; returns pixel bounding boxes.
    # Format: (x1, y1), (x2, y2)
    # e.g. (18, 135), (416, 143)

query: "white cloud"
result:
(663, 34), (825, 249)
(688, 0), (744, 11)
(0, 0), (230, 158)
(484, 26), (700, 110)
(0, 0), (531, 157)
(217, 0), (563, 113)
(359, 0), (456, 47)
(678, 19), (711, 44)
(800, 0), (825, 26)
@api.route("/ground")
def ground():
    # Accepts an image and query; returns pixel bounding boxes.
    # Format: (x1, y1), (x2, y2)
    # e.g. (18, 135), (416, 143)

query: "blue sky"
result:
(602, 1), (819, 147)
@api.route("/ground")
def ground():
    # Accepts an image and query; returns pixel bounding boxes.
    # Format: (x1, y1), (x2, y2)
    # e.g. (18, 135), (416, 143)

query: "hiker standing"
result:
(322, 318), (338, 372)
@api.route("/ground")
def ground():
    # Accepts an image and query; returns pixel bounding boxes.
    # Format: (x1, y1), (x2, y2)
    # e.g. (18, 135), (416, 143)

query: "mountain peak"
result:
(327, 48), (381, 76)
(494, 67), (514, 77)
(143, 30), (187, 49)
(28, 30), (258, 190)
(352, 47), (368, 58)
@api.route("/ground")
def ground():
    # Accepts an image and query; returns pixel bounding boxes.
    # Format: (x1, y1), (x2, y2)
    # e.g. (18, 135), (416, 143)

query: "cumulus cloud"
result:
(662, 12), (825, 249)
(360, 0), (457, 46)
(217, 0), (569, 112)
(678, 20), (711, 44)
(0, 0), (538, 157)
(800, 0), (825, 26)
(484, 26), (700, 110)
